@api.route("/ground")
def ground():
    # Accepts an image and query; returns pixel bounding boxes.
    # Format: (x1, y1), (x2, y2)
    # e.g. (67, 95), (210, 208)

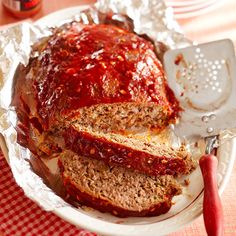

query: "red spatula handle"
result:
(199, 154), (223, 236)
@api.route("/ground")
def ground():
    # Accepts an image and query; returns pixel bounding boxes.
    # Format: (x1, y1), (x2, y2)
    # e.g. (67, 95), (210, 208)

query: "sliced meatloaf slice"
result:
(63, 126), (195, 176)
(58, 150), (182, 217)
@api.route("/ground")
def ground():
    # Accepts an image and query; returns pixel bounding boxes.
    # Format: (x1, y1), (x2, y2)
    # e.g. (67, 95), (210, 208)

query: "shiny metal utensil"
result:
(164, 39), (236, 236)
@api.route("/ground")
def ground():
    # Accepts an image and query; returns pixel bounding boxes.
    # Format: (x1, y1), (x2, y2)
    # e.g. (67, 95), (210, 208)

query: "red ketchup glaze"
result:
(64, 126), (188, 176)
(33, 23), (179, 128)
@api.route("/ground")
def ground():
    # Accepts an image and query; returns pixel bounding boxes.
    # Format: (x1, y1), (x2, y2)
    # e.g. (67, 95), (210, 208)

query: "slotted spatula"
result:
(163, 39), (236, 236)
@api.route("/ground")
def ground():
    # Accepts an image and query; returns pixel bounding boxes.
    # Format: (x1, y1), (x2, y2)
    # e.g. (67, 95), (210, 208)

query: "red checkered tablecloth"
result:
(0, 152), (96, 236)
(1, 149), (236, 235)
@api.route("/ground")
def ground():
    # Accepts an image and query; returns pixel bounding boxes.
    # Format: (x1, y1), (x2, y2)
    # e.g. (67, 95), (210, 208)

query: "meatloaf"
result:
(12, 21), (195, 217)
(13, 22), (180, 146)
(63, 126), (195, 176)
(58, 150), (182, 217)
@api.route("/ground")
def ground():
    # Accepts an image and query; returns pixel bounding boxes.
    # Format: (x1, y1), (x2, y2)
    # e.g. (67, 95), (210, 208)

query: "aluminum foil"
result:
(95, 0), (191, 48)
(0, 0), (208, 211)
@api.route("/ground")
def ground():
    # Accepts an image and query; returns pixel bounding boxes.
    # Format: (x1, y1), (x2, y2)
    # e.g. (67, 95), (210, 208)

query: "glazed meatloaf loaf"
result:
(13, 22), (181, 156)
(12, 21), (195, 217)
(63, 126), (195, 176)
(59, 150), (182, 217)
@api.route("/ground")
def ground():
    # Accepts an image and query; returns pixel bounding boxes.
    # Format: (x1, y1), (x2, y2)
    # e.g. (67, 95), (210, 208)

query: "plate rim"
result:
(172, 0), (224, 19)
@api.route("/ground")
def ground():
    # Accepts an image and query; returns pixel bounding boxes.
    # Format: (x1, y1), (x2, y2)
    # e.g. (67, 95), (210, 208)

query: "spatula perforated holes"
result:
(164, 39), (236, 137)
(178, 48), (226, 96)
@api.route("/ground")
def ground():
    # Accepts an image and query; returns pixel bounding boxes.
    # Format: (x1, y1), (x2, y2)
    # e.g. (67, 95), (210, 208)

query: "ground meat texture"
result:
(68, 102), (172, 133)
(59, 150), (182, 217)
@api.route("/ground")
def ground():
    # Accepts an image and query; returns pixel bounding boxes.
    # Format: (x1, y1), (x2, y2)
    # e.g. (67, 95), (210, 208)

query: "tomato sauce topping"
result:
(32, 23), (179, 127)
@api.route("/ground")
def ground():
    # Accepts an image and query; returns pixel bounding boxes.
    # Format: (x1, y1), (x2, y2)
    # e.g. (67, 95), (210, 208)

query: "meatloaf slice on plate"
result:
(63, 126), (195, 176)
(58, 150), (182, 217)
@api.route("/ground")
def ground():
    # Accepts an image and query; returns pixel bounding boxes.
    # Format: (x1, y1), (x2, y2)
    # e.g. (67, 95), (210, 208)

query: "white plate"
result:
(171, 0), (219, 13)
(166, 0), (214, 7)
(5, 5), (235, 236)
(171, 0), (224, 19)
